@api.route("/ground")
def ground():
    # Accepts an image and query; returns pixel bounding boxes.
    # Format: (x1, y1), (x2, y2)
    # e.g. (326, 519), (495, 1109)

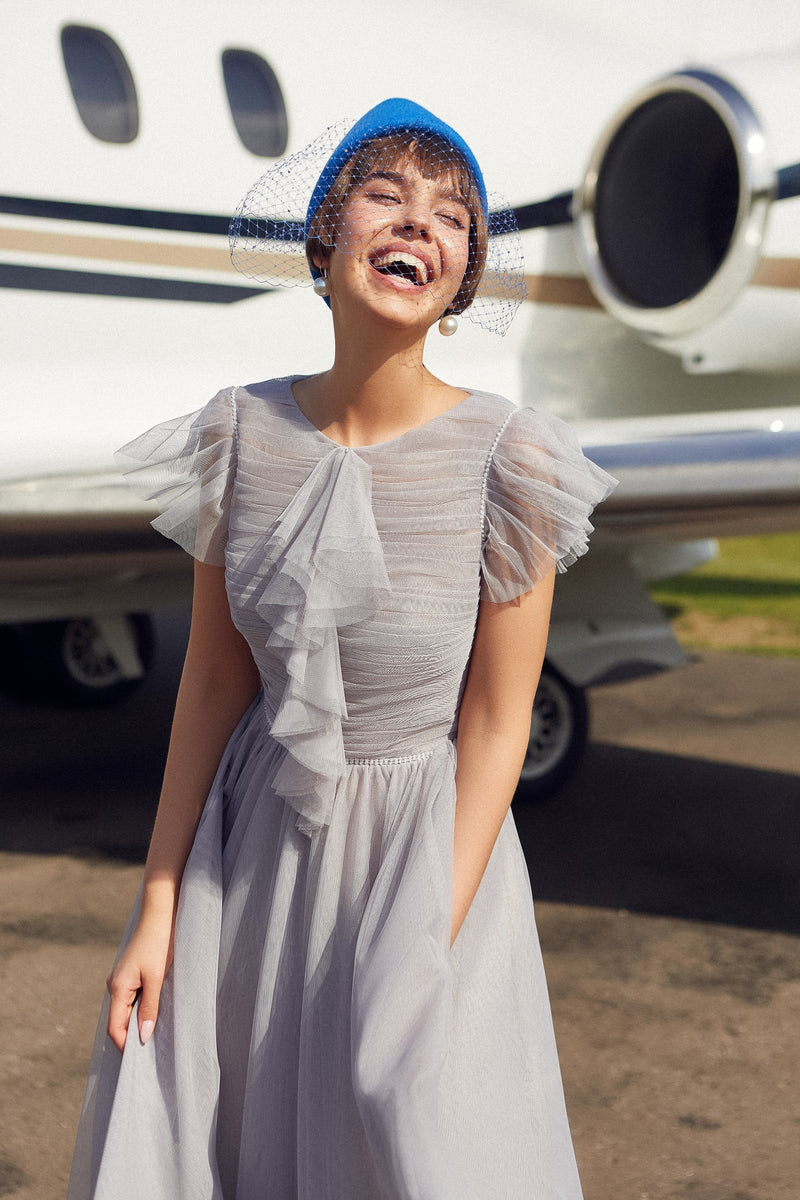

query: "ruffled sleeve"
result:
(481, 406), (617, 602)
(114, 388), (237, 566)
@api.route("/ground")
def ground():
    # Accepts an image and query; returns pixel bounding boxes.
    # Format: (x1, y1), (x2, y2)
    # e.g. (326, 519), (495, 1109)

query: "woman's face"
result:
(320, 158), (472, 334)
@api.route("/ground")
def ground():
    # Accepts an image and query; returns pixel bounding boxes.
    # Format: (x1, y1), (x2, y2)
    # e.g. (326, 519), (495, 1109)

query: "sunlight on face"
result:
(330, 160), (472, 325)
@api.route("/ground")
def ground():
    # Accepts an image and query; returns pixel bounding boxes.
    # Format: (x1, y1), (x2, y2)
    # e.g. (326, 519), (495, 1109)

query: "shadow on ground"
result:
(514, 743), (800, 936)
(2, 611), (798, 936)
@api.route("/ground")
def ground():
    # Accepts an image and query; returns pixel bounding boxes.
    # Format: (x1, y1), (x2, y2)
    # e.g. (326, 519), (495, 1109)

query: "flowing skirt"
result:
(68, 702), (583, 1200)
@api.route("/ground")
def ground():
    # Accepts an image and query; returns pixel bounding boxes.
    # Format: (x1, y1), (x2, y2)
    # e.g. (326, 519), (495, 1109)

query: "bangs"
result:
(347, 132), (476, 210)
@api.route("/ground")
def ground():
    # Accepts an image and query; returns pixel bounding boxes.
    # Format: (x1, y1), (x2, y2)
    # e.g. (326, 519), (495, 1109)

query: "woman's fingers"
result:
(104, 920), (174, 1052)
(105, 959), (169, 1052)
(106, 969), (140, 1053)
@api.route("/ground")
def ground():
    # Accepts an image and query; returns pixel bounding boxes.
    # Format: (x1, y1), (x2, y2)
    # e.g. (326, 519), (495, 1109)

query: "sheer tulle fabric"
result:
(482, 407), (613, 599)
(114, 388), (237, 567)
(70, 379), (615, 1199)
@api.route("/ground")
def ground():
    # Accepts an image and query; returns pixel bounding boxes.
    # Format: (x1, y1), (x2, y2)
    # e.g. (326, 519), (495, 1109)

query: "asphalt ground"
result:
(1, 611), (798, 1200)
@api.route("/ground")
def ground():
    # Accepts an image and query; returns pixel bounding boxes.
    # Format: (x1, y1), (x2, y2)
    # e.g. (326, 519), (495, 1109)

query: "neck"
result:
(296, 315), (460, 447)
(329, 324), (430, 407)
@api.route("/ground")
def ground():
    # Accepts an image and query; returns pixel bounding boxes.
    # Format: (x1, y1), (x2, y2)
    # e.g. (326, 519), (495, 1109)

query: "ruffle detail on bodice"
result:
(255, 446), (392, 831)
(114, 389), (237, 568)
(481, 406), (617, 602)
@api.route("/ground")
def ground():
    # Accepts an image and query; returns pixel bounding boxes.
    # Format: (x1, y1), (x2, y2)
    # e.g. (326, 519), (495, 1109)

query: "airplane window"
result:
(61, 25), (139, 144)
(222, 49), (288, 157)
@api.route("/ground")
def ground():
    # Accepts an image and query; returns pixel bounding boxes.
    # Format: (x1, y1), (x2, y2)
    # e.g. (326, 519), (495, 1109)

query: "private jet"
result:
(2, 0), (799, 796)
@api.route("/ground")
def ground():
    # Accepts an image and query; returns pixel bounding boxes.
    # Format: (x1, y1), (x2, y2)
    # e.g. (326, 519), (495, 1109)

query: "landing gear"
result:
(0, 614), (154, 705)
(516, 663), (588, 800)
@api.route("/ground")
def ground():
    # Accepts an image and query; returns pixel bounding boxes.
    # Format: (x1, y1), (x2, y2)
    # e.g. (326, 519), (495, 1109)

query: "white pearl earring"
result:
(313, 269), (329, 298)
(438, 313), (458, 337)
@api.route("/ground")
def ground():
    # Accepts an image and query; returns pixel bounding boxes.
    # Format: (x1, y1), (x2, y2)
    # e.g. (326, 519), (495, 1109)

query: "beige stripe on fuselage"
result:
(2, 224), (800, 301)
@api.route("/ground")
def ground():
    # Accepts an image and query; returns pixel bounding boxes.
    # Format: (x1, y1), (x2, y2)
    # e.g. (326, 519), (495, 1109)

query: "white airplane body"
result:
(3, 0), (800, 788)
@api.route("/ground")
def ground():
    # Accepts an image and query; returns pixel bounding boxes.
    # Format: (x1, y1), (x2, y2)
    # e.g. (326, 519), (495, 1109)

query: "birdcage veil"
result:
(229, 98), (526, 336)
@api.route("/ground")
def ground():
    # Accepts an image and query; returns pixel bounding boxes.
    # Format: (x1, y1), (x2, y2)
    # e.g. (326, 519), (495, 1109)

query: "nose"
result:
(394, 201), (431, 241)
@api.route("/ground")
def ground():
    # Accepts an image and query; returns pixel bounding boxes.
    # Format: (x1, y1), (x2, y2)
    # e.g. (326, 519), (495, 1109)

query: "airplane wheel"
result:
(515, 663), (588, 801)
(0, 614), (154, 706)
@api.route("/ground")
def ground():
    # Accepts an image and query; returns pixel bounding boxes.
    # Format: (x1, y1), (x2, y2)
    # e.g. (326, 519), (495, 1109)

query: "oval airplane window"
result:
(61, 24), (139, 144)
(222, 49), (288, 157)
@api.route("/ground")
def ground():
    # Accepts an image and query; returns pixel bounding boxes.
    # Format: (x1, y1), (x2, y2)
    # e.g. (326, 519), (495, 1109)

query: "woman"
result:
(69, 98), (615, 1199)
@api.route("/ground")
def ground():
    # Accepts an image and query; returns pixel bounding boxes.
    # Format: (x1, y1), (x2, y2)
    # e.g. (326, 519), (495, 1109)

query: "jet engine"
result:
(573, 56), (800, 372)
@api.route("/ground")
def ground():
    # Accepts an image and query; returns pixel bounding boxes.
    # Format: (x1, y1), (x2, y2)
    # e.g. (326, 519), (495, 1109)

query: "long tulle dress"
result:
(68, 377), (615, 1200)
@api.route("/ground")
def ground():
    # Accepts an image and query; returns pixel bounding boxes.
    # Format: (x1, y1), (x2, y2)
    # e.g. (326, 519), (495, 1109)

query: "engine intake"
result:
(575, 69), (773, 338)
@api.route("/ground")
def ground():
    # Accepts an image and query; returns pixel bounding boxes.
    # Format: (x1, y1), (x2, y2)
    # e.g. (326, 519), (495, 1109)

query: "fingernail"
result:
(140, 1020), (155, 1045)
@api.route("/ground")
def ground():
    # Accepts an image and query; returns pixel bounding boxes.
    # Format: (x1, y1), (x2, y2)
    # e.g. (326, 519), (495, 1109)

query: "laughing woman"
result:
(68, 98), (615, 1199)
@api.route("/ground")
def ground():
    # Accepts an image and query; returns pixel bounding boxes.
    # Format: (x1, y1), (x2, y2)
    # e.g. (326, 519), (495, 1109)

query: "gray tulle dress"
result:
(68, 378), (615, 1200)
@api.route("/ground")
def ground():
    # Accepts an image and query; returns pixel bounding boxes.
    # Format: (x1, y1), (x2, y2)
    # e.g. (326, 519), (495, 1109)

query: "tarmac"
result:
(1, 610), (798, 1200)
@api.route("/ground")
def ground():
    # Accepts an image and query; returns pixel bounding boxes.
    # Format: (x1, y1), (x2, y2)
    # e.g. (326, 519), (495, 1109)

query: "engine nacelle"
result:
(574, 55), (800, 373)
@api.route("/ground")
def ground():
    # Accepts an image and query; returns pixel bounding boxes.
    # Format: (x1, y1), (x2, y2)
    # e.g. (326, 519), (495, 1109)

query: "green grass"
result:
(648, 533), (800, 658)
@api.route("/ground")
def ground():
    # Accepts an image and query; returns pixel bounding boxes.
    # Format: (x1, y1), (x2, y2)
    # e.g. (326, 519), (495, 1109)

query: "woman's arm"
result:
(451, 568), (555, 944)
(106, 560), (260, 1051)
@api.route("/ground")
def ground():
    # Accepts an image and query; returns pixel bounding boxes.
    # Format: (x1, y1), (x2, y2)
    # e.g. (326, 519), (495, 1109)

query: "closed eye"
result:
(438, 211), (466, 229)
(366, 190), (401, 205)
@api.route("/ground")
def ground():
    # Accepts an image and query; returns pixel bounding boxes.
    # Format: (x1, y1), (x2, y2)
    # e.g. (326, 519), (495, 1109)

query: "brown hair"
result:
(306, 130), (488, 315)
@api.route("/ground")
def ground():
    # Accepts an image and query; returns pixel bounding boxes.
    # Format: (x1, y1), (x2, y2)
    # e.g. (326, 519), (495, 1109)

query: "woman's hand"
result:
(106, 907), (175, 1052)
(452, 569), (555, 944)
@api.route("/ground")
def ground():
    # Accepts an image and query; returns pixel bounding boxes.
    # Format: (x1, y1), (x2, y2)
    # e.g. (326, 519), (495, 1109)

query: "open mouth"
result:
(369, 249), (433, 286)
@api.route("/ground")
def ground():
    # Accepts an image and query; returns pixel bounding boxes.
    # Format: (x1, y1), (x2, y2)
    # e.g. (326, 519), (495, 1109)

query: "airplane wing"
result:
(588, 418), (800, 542)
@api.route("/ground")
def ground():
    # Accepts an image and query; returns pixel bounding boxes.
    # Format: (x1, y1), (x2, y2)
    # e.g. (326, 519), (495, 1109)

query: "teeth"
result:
(373, 251), (430, 285)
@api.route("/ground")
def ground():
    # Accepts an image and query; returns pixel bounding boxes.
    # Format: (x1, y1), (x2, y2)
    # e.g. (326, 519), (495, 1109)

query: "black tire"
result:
(0, 614), (155, 706)
(515, 663), (589, 801)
